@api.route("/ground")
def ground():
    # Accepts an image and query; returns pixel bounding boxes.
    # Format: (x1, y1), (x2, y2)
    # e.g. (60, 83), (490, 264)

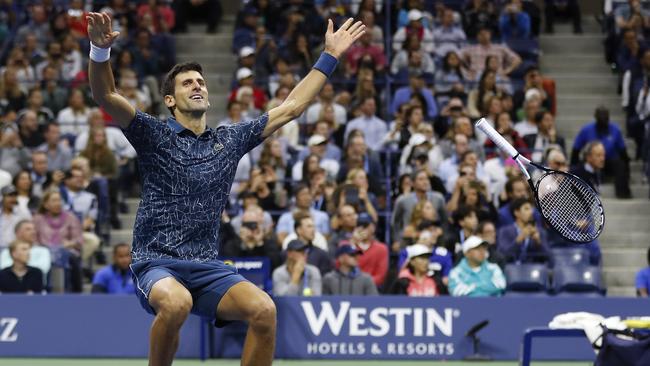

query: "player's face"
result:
(170, 70), (209, 116)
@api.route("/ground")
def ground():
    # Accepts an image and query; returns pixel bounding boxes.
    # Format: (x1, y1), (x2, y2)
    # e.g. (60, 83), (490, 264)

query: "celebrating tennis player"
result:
(87, 12), (365, 366)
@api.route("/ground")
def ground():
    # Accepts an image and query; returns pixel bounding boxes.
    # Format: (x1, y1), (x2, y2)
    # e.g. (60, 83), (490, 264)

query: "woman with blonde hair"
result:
(401, 199), (438, 246)
(338, 168), (378, 223)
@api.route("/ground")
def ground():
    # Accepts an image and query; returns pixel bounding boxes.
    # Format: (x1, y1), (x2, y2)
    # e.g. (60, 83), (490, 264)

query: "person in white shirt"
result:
(514, 98), (541, 137)
(432, 8), (466, 60)
(74, 109), (136, 159)
(393, 9), (435, 54)
(0, 220), (51, 283)
(344, 97), (387, 151)
(0, 185), (32, 249)
(57, 88), (92, 137)
(303, 82), (347, 126)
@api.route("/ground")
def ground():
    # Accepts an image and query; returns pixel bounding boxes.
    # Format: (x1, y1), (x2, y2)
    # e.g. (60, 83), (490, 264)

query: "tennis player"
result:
(86, 12), (365, 366)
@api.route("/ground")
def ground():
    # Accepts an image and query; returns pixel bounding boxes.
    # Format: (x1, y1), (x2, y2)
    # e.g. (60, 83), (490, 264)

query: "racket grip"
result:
(475, 118), (519, 158)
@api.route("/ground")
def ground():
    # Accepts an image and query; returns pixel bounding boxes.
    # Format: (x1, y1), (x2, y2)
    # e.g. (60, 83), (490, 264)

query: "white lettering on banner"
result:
(0, 318), (18, 342)
(233, 261), (263, 270)
(386, 342), (454, 356)
(300, 301), (458, 338)
(307, 342), (366, 355)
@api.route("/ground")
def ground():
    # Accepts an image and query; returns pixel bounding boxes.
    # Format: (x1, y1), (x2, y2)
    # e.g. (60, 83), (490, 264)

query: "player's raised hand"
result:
(86, 12), (119, 49)
(324, 18), (366, 59)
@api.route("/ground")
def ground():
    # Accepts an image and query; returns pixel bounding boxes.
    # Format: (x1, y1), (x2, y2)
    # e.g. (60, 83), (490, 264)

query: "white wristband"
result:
(89, 43), (111, 62)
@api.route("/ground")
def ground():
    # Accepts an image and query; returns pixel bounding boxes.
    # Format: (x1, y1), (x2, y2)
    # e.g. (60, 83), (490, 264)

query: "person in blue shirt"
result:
(87, 11), (366, 366)
(498, 177), (542, 228)
(92, 243), (135, 294)
(397, 220), (453, 287)
(389, 71), (438, 119)
(635, 247), (650, 297)
(499, 0), (531, 41)
(497, 198), (550, 264)
(571, 106), (631, 199)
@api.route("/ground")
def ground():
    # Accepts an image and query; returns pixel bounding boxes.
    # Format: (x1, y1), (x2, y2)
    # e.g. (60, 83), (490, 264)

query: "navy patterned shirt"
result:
(123, 111), (268, 263)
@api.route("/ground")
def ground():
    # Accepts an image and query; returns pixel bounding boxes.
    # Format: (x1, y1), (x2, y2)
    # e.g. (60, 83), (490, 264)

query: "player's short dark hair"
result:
(161, 62), (204, 114)
(510, 197), (531, 216)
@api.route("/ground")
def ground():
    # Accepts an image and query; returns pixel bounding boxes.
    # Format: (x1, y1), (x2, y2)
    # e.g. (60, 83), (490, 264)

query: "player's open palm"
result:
(87, 12), (119, 49)
(324, 18), (366, 59)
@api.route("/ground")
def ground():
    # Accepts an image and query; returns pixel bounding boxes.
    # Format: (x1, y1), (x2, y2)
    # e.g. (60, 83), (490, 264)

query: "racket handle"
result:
(475, 118), (519, 158)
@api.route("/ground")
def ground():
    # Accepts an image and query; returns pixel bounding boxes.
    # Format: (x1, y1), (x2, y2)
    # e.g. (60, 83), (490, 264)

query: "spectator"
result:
(447, 177), (497, 224)
(338, 133), (385, 197)
(390, 71), (438, 119)
(448, 206), (479, 258)
(29, 151), (54, 199)
(467, 70), (506, 119)
(22, 88), (54, 125)
(56, 89), (91, 138)
(460, 26), (522, 80)
(174, 0), (221, 34)
(346, 32), (386, 77)
(617, 29), (644, 74)
(392, 169), (447, 243)
(0, 220), (51, 282)
(137, 0), (176, 35)
(0, 240), (43, 294)
(390, 34), (435, 79)
(74, 110), (137, 161)
(283, 214), (332, 276)
(401, 199), (439, 246)
(484, 111), (529, 160)
(544, 0), (582, 34)
(623, 49), (650, 159)
(514, 98), (541, 137)
(390, 244), (445, 296)
(229, 67), (267, 111)
(16, 110), (45, 149)
(283, 33), (314, 77)
(499, 0), (531, 41)
(433, 52), (466, 105)
(298, 121), (342, 162)
(497, 198), (550, 264)
(448, 235), (506, 296)
(523, 110), (566, 164)
(39, 65), (68, 115)
(397, 220), (452, 284)
(614, 0), (650, 35)
(439, 116), (485, 161)
(33, 190), (83, 292)
(498, 177), (542, 227)
(272, 239), (322, 296)
(129, 29), (161, 78)
(13, 170), (39, 213)
(345, 213), (389, 288)
(513, 65), (552, 112)
(0, 185), (32, 249)
(433, 8), (467, 60)
(345, 97), (387, 151)
(337, 169), (379, 222)
(232, 7), (258, 51)
(0, 125), (30, 176)
(399, 126), (445, 177)
(323, 244), (378, 295)
(37, 122), (73, 172)
(3, 48), (36, 92)
(91, 243), (135, 294)
(439, 147), (490, 194)
(304, 82), (347, 127)
(15, 5), (50, 50)
(359, 9), (384, 50)
(35, 42), (65, 95)
(463, 0), (499, 39)
(60, 34), (83, 82)
(2, 67), (27, 112)
(328, 204), (358, 256)
(392, 9), (434, 54)
(636, 247), (650, 297)
(572, 107), (631, 199)
(571, 141), (605, 193)
(478, 220), (506, 269)
(293, 138), (340, 181)
(117, 69), (152, 113)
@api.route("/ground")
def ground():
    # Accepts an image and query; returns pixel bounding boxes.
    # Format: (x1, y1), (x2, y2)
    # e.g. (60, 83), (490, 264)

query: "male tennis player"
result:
(86, 12), (365, 366)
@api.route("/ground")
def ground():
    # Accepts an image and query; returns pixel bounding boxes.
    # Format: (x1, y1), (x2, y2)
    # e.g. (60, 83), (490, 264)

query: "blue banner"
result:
(0, 295), (648, 360)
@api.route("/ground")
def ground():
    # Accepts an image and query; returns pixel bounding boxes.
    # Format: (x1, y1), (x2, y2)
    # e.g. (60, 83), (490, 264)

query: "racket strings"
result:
(536, 173), (604, 242)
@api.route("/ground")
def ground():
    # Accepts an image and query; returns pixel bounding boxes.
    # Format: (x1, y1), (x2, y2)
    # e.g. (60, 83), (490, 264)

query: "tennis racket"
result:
(475, 118), (604, 243)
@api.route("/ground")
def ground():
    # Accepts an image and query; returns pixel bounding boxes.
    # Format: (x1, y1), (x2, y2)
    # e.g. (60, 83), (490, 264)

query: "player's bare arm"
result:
(87, 12), (135, 128)
(264, 18), (365, 138)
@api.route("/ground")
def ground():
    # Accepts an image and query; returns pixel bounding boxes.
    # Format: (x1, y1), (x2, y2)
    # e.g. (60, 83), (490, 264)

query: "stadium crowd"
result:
(0, 0), (647, 298)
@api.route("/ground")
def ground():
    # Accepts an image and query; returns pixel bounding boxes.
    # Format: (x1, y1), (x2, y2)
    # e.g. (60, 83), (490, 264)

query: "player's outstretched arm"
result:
(264, 18), (365, 138)
(87, 12), (135, 129)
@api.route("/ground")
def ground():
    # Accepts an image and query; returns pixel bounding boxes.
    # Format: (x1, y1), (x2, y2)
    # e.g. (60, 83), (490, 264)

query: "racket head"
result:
(531, 170), (605, 243)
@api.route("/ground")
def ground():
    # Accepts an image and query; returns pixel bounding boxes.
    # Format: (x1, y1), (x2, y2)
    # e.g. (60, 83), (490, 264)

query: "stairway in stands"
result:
(107, 7), (239, 259)
(540, 18), (649, 296)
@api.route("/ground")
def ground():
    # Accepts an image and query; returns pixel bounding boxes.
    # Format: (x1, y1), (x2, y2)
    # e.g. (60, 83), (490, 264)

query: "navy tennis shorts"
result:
(130, 259), (247, 327)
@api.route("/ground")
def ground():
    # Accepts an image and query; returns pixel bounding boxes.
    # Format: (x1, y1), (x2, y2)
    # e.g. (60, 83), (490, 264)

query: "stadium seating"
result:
(505, 263), (549, 294)
(552, 265), (604, 296)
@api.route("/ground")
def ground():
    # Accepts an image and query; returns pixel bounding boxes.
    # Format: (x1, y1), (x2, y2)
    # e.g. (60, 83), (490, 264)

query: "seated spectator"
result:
(499, 0), (531, 41)
(337, 169), (379, 223)
(345, 97), (387, 151)
(513, 65), (553, 112)
(13, 170), (40, 213)
(344, 214), (389, 288)
(449, 236), (506, 296)
(60, 34), (83, 81)
(303, 82), (347, 127)
(272, 239), (322, 296)
(16, 110), (45, 149)
(37, 122), (73, 172)
(514, 98), (541, 137)
(129, 29), (161, 78)
(392, 9), (434, 54)
(572, 107), (631, 199)
(544, 0), (582, 34)
(117, 69), (152, 113)
(74, 110), (136, 161)
(282, 214), (332, 275)
(299, 120), (342, 162)
(91, 243), (135, 294)
(392, 169), (447, 244)
(33, 190), (83, 292)
(29, 151), (53, 199)
(222, 205), (280, 269)
(0, 240), (43, 294)
(570, 141), (606, 193)
(390, 71), (438, 119)
(137, 0), (176, 35)
(2, 67), (27, 112)
(433, 8), (467, 60)
(390, 244), (445, 296)
(396, 104), (427, 150)
(440, 149), (490, 194)
(3, 48), (36, 92)
(401, 200), (439, 246)
(399, 127), (445, 176)
(478, 220), (506, 269)
(497, 198), (550, 264)
(397, 220), (452, 285)
(351, 69), (381, 116)
(447, 177), (497, 223)
(623, 49), (650, 159)
(467, 70), (506, 119)
(433, 52), (466, 106)
(448, 206), (479, 258)
(0, 125), (30, 177)
(463, 0), (499, 39)
(636, 247), (650, 297)
(460, 26), (522, 80)
(359, 9), (384, 49)
(229, 67), (267, 112)
(22, 88), (54, 125)
(0, 185), (32, 249)
(293, 139), (340, 182)
(614, 0), (649, 36)
(56, 88), (91, 139)
(497, 177), (541, 227)
(15, 4), (49, 50)
(346, 32), (386, 77)
(323, 244), (378, 295)
(328, 204), (358, 256)
(337, 132), (385, 197)
(482, 55), (514, 95)
(392, 33), (436, 79)
(524, 110), (566, 163)
(484, 111), (529, 160)
(439, 117), (485, 161)
(0, 220), (51, 283)
(39, 65), (68, 115)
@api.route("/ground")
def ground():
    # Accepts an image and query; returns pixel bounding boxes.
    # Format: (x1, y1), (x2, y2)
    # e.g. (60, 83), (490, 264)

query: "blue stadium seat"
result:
(551, 247), (591, 267)
(505, 264), (549, 294)
(553, 265), (604, 295)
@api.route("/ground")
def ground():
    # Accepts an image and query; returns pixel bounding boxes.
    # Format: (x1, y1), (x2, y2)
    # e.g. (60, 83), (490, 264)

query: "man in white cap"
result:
(229, 67), (268, 111)
(392, 9), (434, 54)
(448, 236), (506, 297)
(291, 134), (340, 181)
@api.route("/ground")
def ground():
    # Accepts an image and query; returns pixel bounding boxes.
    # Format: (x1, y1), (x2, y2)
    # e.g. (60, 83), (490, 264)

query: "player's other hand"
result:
(324, 18), (366, 59)
(87, 12), (120, 49)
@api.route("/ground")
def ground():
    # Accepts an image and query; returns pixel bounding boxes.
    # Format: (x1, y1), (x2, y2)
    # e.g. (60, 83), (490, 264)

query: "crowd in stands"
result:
(0, 1), (646, 298)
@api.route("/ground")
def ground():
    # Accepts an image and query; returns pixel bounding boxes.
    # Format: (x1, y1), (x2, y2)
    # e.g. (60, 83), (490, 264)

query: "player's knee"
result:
(249, 297), (276, 333)
(154, 288), (193, 321)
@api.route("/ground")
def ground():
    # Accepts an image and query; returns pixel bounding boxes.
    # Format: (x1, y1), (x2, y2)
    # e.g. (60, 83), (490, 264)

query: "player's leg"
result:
(148, 277), (193, 366)
(217, 281), (276, 366)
